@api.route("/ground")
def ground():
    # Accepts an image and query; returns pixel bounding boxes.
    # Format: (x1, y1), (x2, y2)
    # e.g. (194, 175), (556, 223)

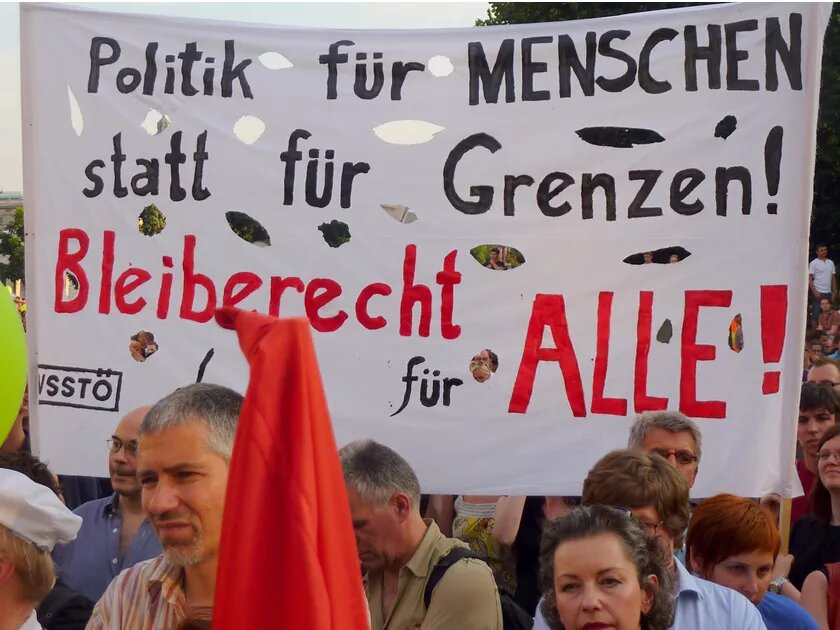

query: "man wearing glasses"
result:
(52, 406), (161, 603)
(628, 410), (701, 489)
(627, 410), (701, 567)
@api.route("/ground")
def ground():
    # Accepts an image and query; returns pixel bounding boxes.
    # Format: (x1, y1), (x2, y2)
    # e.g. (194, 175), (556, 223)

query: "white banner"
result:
(21, 3), (830, 497)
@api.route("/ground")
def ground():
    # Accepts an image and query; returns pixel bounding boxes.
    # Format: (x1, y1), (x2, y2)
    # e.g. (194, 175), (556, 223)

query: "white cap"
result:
(0, 468), (82, 551)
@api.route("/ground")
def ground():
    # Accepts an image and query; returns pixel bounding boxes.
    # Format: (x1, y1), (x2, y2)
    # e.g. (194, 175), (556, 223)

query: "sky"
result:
(0, 1), (490, 193)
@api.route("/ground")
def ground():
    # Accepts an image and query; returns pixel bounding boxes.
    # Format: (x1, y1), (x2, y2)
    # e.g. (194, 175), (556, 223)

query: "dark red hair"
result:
(686, 493), (780, 572)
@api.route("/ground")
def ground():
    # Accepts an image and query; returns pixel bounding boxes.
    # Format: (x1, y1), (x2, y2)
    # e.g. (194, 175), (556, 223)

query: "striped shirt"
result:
(85, 555), (186, 630)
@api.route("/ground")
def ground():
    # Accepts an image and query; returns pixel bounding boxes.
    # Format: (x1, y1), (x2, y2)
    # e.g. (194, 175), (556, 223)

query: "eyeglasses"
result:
(818, 450), (840, 463)
(813, 380), (840, 388)
(609, 506), (665, 538)
(650, 448), (698, 465)
(638, 519), (665, 538)
(106, 437), (138, 457)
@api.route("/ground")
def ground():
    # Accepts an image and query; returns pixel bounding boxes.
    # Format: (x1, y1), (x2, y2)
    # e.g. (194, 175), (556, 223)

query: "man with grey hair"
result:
(87, 383), (243, 629)
(340, 439), (502, 629)
(628, 410), (703, 569)
(628, 410), (702, 489)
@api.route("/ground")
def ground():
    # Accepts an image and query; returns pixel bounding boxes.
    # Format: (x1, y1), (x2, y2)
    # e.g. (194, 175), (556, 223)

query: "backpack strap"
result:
(423, 547), (481, 609)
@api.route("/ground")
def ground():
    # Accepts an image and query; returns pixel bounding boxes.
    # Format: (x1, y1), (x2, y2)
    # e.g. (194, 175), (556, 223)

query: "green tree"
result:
(810, 9), (840, 254)
(0, 206), (25, 283)
(477, 3), (840, 255)
(476, 2), (705, 26)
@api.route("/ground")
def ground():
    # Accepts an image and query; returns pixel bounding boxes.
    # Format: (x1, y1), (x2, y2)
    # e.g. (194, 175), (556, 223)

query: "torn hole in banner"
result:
(259, 52), (293, 70)
(68, 86), (83, 136)
(381, 203), (418, 224)
(728, 314), (744, 353)
(715, 115), (737, 140)
(470, 349), (499, 383)
(470, 244), (525, 270)
(141, 108), (171, 136)
(373, 120), (444, 145)
(137, 204), (166, 236)
(130, 330), (159, 363)
(62, 272), (80, 301)
(623, 247), (691, 265)
(233, 115), (265, 144)
(428, 55), (454, 77)
(576, 126), (664, 148)
(318, 220), (351, 248)
(225, 211), (271, 246)
(656, 319), (673, 344)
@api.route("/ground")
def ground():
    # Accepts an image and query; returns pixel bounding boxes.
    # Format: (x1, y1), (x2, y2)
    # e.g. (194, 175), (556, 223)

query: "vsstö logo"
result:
(37, 365), (123, 412)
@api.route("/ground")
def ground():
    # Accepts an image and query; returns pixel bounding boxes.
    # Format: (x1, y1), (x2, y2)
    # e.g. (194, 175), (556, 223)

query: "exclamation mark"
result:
(760, 285), (787, 394)
(765, 126), (783, 214)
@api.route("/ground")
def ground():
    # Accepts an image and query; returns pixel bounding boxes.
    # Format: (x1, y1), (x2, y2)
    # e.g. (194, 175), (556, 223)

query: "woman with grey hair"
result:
(539, 505), (675, 630)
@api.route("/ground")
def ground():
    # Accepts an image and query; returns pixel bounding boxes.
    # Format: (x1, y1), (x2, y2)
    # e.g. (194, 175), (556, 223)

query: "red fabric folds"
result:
(213, 307), (368, 630)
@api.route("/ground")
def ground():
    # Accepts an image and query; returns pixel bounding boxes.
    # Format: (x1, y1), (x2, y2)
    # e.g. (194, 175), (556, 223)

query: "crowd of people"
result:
(807, 245), (840, 366)
(0, 380), (837, 629)
(1, 245), (840, 629)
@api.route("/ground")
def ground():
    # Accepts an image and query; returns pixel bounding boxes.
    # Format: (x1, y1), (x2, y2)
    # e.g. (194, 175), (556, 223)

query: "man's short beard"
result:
(154, 514), (205, 567)
(162, 533), (205, 567)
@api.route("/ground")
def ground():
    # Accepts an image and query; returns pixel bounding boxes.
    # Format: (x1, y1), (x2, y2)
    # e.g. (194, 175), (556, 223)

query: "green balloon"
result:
(0, 290), (26, 446)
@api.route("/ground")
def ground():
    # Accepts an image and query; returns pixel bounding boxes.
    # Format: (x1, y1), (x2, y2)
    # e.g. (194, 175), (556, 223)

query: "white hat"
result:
(0, 468), (81, 551)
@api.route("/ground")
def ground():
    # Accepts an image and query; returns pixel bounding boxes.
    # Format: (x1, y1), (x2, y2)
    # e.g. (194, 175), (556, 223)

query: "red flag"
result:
(213, 307), (369, 630)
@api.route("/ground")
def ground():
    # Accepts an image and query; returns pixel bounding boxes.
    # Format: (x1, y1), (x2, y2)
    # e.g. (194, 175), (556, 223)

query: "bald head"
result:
(115, 406), (150, 438)
(109, 406), (150, 497)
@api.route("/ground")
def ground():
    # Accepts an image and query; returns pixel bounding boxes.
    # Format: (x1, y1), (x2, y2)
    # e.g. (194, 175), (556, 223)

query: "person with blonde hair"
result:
(0, 468), (81, 629)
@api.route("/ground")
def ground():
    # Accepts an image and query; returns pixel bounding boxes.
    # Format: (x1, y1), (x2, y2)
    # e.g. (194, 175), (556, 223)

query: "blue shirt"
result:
(674, 544), (686, 567)
(672, 560), (767, 629)
(757, 591), (818, 630)
(51, 493), (162, 602)
(533, 557), (767, 630)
